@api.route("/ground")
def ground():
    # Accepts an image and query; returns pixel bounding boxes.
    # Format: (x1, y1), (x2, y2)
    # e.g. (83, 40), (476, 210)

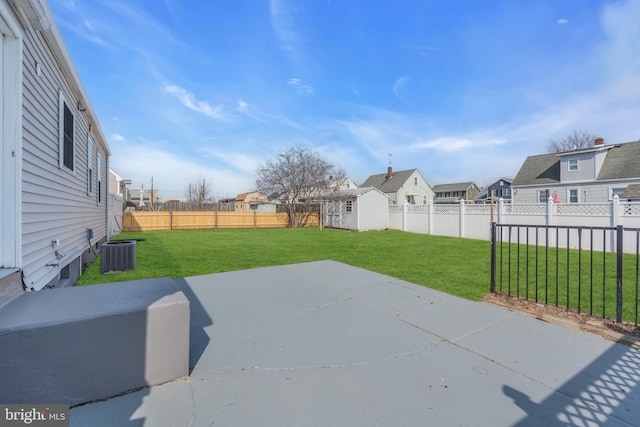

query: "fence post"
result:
(497, 197), (504, 223)
(616, 225), (623, 323)
(428, 200), (433, 235)
(612, 195), (620, 227)
(169, 211), (173, 231)
(402, 203), (407, 232)
(490, 222), (497, 293)
(459, 199), (465, 238)
(547, 196), (554, 226)
(253, 211), (257, 229)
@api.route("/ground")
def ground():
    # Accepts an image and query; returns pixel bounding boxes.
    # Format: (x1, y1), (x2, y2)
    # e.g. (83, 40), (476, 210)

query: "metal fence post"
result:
(616, 225), (623, 323)
(490, 222), (497, 293)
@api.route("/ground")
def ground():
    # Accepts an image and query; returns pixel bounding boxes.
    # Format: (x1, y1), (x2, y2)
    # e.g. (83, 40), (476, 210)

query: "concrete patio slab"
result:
(70, 261), (640, 426)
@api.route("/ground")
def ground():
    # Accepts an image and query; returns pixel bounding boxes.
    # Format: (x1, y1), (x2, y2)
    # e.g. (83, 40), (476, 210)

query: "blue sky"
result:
(49, 0), (640, 200)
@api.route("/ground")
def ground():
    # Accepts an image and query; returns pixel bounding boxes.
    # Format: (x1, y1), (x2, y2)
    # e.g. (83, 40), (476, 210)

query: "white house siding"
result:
(1, 0), (22, 274)
(513, 179), (640, 205)
(397, 170), (434, 205)
(9, 2), (110, 291)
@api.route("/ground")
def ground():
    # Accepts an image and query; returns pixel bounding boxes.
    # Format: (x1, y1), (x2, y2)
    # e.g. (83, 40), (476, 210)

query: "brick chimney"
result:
(594, 137), (604, 146)
(387, 166), (392, 179)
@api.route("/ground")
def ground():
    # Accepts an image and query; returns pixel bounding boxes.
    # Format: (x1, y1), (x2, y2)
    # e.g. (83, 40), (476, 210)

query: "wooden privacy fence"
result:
(123, 211), (320, 231)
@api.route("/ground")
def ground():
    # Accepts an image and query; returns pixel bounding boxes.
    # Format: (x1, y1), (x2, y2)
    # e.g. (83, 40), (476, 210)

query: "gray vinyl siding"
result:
(512, 180), (640, 205)
(19, 20), (107, 290)
(559, 153), (596, 182)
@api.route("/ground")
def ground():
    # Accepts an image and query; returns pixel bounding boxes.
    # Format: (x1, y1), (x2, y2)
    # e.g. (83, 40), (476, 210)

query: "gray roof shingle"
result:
(512, 141), (640, 186)
(597, 142), (640, 180)
(432, 182), (476, 193)
(512, 154), (560, 186)
(360, 169), (419, 193)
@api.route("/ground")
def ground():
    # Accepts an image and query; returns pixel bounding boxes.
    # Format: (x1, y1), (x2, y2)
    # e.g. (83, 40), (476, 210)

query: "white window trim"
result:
(97, 151), (103, 204)
(568, 158), (579, 172)
(87, 134), (94, 195)
(567, 188), (579, 203)
(538, 189), (549, 203)
(608, 186), (626, 201)
(58, 90), (75, 174)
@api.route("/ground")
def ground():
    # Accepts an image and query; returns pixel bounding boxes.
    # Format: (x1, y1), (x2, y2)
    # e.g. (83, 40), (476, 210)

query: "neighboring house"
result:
(235, 191), (270, 213)
(432, 182), (480, 204)
(475, 178), (513, 203)
(360, 167), (434, 205)
(108, 169), (130, 200)
(322, 187), (389, 231)
(1, 0), (110, 300)
(130, 187), (159, 210)
(511, 138), (640, 204)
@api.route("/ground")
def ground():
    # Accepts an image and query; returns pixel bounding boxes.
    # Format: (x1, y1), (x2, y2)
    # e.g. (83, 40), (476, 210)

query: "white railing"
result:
(389, 196), (640, 243)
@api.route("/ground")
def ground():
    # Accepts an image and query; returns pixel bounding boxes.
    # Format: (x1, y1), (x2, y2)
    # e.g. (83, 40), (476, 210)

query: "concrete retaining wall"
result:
(0, 277), (189, 406)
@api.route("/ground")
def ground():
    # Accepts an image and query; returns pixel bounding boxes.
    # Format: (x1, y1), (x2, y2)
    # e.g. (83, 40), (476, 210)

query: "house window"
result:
(59, 91), (75, 171)
(568, 159), (578, 172)
(569, 189), (578, 203)
(423, 196), (427, 204)
(538, 190), (549, 203)
(97, 152), (103, 204)
(503, 188), (511, 196)
(345, 200), (352, 212)
(610, 187), (626, 200)
(87, 136), (94, 195)
(414, 177), (418, 186)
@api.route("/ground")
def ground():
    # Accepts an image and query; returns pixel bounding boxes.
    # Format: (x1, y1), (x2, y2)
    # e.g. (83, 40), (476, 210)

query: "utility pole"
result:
(151, 176), (154, 211)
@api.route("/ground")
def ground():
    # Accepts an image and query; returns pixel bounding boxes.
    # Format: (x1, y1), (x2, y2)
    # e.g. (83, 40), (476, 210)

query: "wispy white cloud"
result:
(288, 78), (314, 94)
(111, 133), (125, 141)
(236, 99), (270, 124)
(164, 84), (230, 121)
(557, 19), (569, 25)
(270, 0), (301, 61)
(410, 136), (505, 152)
(393, 76), (409, 100)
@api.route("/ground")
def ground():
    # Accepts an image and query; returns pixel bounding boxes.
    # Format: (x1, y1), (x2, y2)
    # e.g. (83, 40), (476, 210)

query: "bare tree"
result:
(185, 174), (213, 205)
(255, 145), (347, 228)
(548, 130), (597, 153)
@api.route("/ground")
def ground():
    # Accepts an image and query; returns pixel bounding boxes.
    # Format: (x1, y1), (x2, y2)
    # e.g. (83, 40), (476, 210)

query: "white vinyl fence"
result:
(389, 196), (640, 253)
(108, 193), (124, 237)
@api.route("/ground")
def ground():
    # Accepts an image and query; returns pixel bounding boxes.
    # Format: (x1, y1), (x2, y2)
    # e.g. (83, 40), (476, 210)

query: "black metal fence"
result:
(490, 223), (640, 325)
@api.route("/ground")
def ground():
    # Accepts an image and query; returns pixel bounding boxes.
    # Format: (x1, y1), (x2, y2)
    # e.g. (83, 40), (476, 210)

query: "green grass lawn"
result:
(79, 227), (640, 323)
(78, 228), (492, 301)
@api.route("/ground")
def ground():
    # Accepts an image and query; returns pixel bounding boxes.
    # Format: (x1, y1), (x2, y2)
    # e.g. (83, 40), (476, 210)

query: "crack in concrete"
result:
(210, 346), (431, 375)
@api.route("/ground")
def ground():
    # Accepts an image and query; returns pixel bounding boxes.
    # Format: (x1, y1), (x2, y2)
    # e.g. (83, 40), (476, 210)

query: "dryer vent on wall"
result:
(101, 240), (137, 274)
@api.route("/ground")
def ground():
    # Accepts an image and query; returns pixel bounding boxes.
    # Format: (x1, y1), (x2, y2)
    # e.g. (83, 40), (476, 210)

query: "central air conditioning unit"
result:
(101, 240), (137, 274)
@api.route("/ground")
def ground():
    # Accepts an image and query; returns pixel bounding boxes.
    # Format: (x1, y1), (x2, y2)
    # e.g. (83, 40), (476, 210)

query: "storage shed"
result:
(322, 187), (388, 231)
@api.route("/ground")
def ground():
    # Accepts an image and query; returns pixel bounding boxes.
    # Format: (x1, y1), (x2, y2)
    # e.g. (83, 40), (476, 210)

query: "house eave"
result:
(13, 0), (111, 157)
(555, 145), (614, 157)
